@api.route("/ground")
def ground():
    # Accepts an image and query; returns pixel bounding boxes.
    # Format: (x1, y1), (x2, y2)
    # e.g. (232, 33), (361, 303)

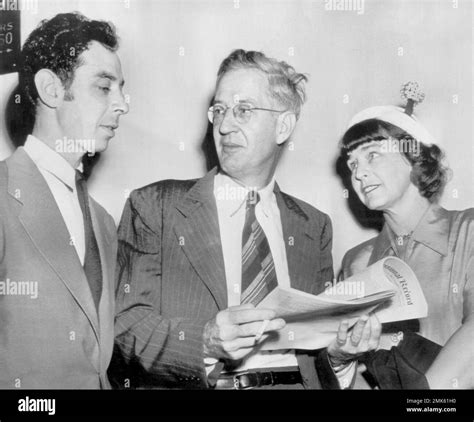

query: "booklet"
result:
(258, 256), (428, 350)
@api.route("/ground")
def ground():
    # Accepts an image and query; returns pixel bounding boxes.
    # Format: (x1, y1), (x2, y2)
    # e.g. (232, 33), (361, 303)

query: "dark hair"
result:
(340, 119), (449, 202)
(20, 12), (119, 108)
(216, 49), (307, 119)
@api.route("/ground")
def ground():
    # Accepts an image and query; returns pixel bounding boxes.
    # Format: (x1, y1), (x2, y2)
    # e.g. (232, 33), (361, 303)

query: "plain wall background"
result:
(0, 0), (472, 274)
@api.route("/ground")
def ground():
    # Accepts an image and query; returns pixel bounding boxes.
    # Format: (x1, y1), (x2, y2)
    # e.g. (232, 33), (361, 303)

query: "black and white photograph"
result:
(0, 0), (472, 417)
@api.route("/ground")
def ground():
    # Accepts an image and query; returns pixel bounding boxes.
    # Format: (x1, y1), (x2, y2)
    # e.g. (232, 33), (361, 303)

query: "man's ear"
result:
(276, 112), (296, 145)
(34, 69), (65, 108)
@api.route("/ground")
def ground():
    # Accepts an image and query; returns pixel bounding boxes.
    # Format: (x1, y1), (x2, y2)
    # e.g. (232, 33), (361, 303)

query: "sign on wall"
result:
(0, 1), (21, 75)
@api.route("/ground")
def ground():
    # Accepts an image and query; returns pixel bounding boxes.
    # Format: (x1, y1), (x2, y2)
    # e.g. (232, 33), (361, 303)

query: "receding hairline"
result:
(214, 67), (275, 105)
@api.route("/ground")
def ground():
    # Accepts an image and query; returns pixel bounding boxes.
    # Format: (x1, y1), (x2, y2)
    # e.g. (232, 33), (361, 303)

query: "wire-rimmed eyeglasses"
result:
(207, 103), (286, 125)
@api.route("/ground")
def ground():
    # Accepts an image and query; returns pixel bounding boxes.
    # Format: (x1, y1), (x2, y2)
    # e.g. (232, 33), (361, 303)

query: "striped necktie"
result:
(241, 192), (278, 305)
(75, 171), (103, 310)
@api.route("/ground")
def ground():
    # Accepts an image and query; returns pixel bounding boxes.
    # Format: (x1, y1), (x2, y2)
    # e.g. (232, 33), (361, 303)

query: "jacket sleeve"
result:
(319, 213), (334, 283)
(0, 217), (4, 270)
(112, 187), (208, 388)
(0, 162), (6, 267)
(310, 213), (343, 389)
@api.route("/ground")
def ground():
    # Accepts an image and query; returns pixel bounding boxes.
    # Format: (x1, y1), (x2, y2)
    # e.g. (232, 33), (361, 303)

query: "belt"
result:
(216, 370), (302, 390)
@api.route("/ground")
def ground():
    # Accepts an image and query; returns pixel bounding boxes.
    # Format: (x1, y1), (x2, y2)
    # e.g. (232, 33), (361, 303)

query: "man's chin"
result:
(88, 137), (111, 155)
(219, 157), (246, 177)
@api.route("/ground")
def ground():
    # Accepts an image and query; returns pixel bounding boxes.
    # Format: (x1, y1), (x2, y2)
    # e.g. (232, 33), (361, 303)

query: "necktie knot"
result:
(246, 191), (260, 209)
(75, 170), (86, 191)
(75, 170), (84, 179)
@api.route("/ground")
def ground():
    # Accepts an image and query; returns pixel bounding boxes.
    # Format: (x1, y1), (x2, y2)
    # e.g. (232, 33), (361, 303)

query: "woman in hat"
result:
(334, 83), (473, 389)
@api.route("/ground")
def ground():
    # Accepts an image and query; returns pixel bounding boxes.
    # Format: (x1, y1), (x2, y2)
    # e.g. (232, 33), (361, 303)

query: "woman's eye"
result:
(368, 151), (379, 160)
(99, 86), (111, 93)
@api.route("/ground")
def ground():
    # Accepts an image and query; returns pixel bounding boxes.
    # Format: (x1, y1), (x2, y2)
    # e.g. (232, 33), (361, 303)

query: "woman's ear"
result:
(276, 112), (296, 145)
(34, 69), (65, 108)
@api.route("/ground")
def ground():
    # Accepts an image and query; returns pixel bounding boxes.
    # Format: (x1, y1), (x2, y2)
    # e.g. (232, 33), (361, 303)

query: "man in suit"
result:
(0, 12), (128, 388)
(111, 49), (377, 389)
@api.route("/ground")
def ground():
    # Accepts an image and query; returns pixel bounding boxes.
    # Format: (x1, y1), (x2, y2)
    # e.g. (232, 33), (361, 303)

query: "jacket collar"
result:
(174, 167), (314, 308)
(372, 203), (450, 261)
(5, 147), (104, 354)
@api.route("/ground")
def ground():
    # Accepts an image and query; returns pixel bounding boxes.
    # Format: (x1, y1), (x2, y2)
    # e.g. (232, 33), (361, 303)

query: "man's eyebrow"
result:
(213, 97), (258, 106)
(95, 71), (125, 87)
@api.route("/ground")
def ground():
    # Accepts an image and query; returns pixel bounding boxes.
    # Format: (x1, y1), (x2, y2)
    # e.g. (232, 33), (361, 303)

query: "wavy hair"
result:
(216, 49), (308, 119)
(340, 119), (449, 202)
(20, 12), (119, 107)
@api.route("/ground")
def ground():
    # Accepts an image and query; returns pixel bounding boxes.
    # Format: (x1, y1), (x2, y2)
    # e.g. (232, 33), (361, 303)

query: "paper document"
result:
(258, 257), (427, 350)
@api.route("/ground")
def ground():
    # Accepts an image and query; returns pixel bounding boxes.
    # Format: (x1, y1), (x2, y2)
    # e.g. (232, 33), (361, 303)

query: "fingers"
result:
(224, 308), (277, 325)
(336, 320), (349, 347)
(216, 304), (257, 325)
(235, 318), (286, 338)
(368, 314), (382, 350)
(227, 303), (256, 311)
(211, 307), (284, 347)
(350, 314), (381, 351)
(350, 314), (369, 346)
(218, 319), (284, 360)
(358, 317), (372, 348)
(222, 336), (261, 352)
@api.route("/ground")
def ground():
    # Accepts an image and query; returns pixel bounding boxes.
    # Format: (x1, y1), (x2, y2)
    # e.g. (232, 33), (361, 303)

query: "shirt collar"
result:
(213, 172), (276, 217)
(374, 203), (450, 258)
(23, 135), (83, 190)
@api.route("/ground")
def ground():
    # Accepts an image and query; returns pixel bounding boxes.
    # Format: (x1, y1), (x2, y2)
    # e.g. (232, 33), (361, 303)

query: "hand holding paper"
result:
(327, 314), (382, 367)
(257, 257), (427, 350)
(203, 304), (286, 360)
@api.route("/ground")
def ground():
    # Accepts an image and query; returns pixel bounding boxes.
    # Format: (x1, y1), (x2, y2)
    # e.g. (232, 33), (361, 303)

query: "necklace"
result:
(395, 233), (412, 250)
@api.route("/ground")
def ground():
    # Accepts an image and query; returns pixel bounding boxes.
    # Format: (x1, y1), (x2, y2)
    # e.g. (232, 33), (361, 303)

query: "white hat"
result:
(347, 82), (439, 147)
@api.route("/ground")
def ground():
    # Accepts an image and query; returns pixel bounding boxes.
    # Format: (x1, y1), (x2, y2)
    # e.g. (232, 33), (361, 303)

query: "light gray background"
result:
(0, 0), (472, 273)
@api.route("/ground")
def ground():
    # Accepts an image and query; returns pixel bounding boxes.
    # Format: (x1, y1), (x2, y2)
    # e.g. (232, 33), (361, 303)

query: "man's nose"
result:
(113, 92), (129, 115)
(218, 108), (238, 134)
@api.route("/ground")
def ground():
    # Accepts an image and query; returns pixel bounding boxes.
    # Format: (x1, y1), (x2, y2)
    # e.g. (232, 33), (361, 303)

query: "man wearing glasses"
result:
(111, 50), (366, 389)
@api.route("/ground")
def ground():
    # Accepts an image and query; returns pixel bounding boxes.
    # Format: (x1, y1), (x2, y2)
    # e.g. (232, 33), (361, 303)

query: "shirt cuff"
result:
(204, 357), (219, 377)
(331, 358), (357, 389)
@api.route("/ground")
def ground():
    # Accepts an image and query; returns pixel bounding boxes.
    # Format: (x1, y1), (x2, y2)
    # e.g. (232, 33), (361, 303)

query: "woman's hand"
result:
(327, 313), (382, 367)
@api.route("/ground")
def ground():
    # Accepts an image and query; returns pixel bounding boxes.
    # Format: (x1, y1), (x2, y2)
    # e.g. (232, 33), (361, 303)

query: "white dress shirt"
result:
(23, 135), (86, 265)
(211, 172), (356, 387)
(213, 172), (298, 371)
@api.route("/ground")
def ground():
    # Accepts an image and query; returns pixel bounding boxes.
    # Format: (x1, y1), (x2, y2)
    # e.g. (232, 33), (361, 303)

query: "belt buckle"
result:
(233, 372), (261, 390)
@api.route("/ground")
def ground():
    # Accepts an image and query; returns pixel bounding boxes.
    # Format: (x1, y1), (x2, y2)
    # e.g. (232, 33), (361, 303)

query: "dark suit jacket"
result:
(0, 148), (117, 389)
(111, 168), (335, 388)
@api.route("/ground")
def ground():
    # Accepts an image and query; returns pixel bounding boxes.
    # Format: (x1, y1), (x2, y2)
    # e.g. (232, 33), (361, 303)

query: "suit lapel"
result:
(368, 224), (393, 265)
(275, 184), (320, 294)
(173, 169), (227, 310)
(275, 187), (325, 389)
(90, 199), (115, 369)
(6, 148), (100, 344)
